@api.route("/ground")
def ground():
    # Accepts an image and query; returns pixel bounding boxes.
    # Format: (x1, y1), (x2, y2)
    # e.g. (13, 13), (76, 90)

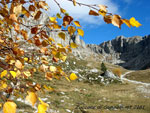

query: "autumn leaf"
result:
(49, 66), (57, 72)
(3, 101), (17, 113)
(74, 21), (81, 27)
(31, 27), (38, 34)
(63, 15), (73, 27)
(104, 15), (112, 24)
(69, 73), (78, 80)
(26, 91), (37, 106)
(60, 8), (66, 14)
(98, 9), (106, 16)
(68, 26), (76, 36)
(1, 70), (7, 78)
(112, 15), (123, 28)
(39, 1), (49, 10)
(13, 4), (22, 16)
(0, 81), (7, 90)
(65, 76), (70, 82)
(38, 98), (49, 113)
(56, 13), (62, 19)
(45, 72), (53, 80)
(129, 17), (142, 27)
(58, 32), (65, 40)
(34, 10), (42, 20)
(73, 0), (76, 6)
(70, 42), (78, 48)
(23, 71), (31, 77)
(24, 57), (28, 61)
(122, 19), (131, 28)
(15, 60), (23, 69)
(89, 10), (99, 16)
(49, 17), (57, 23)
(29, 5), (35, 12)
(9, 14), (17, 21)
(77, 29), (84, 37)
(98, 5), (108, 12)
(10, 71), (17, 78)
(61, 55), (67, 62)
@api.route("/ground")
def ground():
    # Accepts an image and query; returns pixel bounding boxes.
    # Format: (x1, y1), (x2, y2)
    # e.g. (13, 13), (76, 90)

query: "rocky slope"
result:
(88, 35), (150, 70)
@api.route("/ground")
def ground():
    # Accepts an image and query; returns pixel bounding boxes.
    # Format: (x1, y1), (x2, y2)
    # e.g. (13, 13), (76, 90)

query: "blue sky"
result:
(47, 0), (150, 44)
(82, 0), (150, 44)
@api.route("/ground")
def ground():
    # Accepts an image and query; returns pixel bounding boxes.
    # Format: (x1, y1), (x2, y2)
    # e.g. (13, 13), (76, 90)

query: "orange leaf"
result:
(34, 10), (42, 20)
(9, 14), (17, 21)
(26, 91), (37, 106)
(104, 15), (112, 24)
(89, 10), (99, 16)
(122, 19), (131, 28)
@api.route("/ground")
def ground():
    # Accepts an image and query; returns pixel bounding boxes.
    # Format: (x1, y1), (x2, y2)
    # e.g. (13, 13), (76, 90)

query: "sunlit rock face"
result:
(88, 35), (150, 70)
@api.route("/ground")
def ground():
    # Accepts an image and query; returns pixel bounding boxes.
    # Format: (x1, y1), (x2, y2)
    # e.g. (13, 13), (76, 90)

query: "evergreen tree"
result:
(101, 62), (107, 73)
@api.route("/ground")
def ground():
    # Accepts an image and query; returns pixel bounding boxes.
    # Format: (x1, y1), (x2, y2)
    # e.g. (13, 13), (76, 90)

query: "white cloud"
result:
(46, 0), (119, 25)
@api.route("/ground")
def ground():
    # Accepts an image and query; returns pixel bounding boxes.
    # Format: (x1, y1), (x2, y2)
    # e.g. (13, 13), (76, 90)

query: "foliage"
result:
(112, 68), (122, 77)
(101, 62), (107, 73)
(0, 0), (141, 112)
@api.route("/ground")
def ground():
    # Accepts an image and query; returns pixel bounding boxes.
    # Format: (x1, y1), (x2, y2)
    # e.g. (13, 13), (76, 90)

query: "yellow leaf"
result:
(98, 5), (108, 12)
(26, 91), (37, 106)
(122, 19), (131, 28)
(15, 60), (23, 69)
(49, 17), (57, 23)
(48, 37), (55, 42)
(0, 81), (7, 90)
(129, 17), (142, 27)
(65, 76), (70, 82)
(3, 101), (17, 113)
(16, 70), (21, 77)
(61, 55), (67, 62)
(10, 71), (17, 78)
(74, 21), (81, 27)
(0, 103), (2, 108)
(43, 85), (54, 91)
(49, 66), (57, 72)
(0, 20), (3, 24)
(13, 4), (22, 16)
(23, 71), (31, 77)
(60, 8), (66, 14)
(98, 9), (106, 16)
(70, 42), (78, 48)
(77, 29), (84, 37)
(69, 73), (78, 80)
(24, 57), (28, 61)
(68, 26), (76, 36)
(58, 32), (65, 40)
(38, 98), (49, 113)
(1, 70), (7, 78)
(73, 0), (76, 6)
(56, 13), (62, 19)
(89, 10), (99, 16)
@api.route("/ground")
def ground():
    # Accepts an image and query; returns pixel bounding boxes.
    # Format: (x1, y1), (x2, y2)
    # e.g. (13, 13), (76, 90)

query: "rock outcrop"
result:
(88, 35), (150, 70)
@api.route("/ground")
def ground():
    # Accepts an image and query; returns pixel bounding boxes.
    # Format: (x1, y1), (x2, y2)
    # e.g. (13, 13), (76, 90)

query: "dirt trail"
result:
(121, 71), (150, 86)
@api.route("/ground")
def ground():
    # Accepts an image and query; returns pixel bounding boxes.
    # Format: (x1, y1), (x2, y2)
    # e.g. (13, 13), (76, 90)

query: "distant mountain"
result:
(88, 35), (150, 70)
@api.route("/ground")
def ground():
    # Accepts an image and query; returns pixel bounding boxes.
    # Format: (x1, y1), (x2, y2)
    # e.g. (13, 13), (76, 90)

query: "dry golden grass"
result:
(112, 68), (122, 77)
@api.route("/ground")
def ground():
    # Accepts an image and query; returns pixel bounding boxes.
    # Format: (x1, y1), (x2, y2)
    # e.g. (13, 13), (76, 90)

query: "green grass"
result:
(126, 69), (150, 83)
